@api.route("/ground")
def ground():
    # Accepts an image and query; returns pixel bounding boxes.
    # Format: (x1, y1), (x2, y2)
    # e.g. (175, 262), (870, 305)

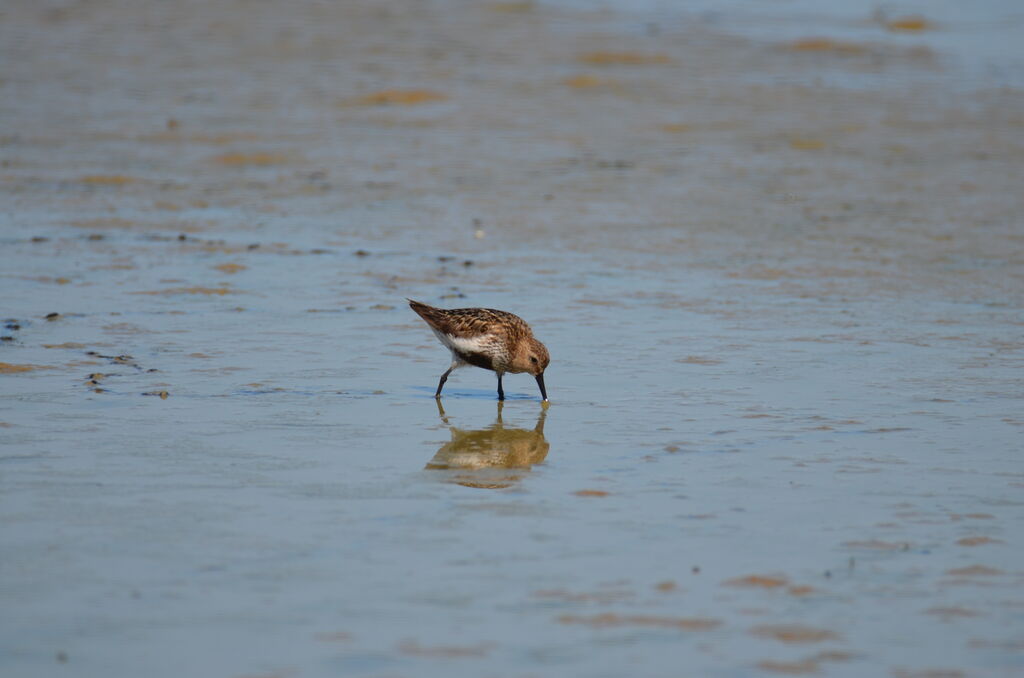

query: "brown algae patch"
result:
(342, 90), (448, 106)
(758, 651), (856, 675)
(756, 658), (821, 675)
(887, 16), (931, 32)
(557, 613), (721, 631)
(722, 575), (788, 589)
(562, 74), (615, 89)
(213, 263), (247, 274)
(785, 38), (868, 54)
(577, 51), (672, 65)
(136, 131), (265, 145)
(211, 152), (292, 166)
(788, 586), (816, 596)
(946, 565), (1003, 576)
(69, 218), (136, 230)
(78, 175), (136, 185)
(397, 640), (492, 657)
(0, 362), (56, 373)
(677, 355), (723, 365)
(956, 536), (1002, 546)
(573, 489), (610, 497)
(130, 286), (237, 296)
(789, 138), (826, 151)
(751, 624), (840, 644)
(843, 540), (909, 550)
(69, 217), (207, 233)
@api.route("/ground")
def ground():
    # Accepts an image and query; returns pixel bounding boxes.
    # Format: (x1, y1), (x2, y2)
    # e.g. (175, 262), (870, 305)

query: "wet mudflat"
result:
(2, 1), (1023, 677)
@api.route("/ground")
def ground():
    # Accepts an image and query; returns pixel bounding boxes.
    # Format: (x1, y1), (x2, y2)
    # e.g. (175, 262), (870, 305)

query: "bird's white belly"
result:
(433, 329), (502, 367)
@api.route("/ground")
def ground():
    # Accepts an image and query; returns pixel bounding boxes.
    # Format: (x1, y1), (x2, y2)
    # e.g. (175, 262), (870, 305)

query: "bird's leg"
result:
(435, 366), (455, 398)
(497, 373), (505, 401)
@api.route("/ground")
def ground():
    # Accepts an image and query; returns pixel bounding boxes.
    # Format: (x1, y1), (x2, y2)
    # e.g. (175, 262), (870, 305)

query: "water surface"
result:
(2, 1), (1022, 677)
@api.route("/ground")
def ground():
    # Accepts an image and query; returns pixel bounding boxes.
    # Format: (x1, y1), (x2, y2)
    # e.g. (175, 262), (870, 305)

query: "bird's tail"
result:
(407, 298), (436, 321)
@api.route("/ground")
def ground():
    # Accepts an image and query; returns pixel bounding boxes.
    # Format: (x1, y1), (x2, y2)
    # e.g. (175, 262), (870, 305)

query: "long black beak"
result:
(535, 373), (548, 402)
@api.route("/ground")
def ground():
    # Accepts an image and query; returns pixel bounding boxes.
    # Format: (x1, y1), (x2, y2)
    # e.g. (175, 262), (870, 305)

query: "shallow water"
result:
(2, 1), (1023, 677)
(553, 0), (1024, 88)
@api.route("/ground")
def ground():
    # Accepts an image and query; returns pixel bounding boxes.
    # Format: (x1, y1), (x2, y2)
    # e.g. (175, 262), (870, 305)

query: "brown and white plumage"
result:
(408, 299), (550, 401)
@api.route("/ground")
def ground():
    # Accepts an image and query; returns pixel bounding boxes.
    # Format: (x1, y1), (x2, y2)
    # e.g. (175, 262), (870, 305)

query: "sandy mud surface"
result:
(2, 1), (1023, 676)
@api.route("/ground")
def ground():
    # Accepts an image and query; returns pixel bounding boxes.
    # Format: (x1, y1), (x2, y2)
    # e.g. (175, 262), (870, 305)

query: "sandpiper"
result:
(408, 299), (549, 401)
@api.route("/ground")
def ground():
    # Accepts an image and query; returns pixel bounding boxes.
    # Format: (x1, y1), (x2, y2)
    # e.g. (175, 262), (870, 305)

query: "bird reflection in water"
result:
(426, 401), (549, 489)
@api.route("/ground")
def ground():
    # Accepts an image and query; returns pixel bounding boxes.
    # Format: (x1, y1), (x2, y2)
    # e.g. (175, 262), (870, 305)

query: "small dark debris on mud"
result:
(87, 352), (147, 371)
(141, 391), (169, 399)
(45, 312), (60, 321)
(354, 249), (370, 257)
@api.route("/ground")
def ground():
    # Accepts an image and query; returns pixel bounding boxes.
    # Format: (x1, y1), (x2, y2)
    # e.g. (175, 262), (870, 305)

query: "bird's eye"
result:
(530, 356), (538, 364)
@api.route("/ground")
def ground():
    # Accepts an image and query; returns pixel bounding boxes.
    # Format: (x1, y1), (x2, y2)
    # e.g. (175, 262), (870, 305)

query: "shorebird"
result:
(408, 299), (549, 401)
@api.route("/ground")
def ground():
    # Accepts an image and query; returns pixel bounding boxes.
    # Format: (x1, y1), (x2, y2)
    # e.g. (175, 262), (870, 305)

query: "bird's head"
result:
(518, 337), (549, 377)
